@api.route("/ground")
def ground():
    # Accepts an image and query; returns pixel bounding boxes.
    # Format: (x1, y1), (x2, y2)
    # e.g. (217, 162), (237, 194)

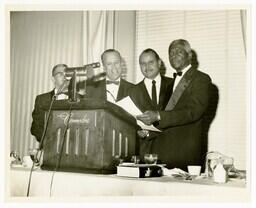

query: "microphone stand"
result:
(49, 103), (73, 196)
(27, 71), (89, 196)
(69, 71), (78, 103)
(26, 93), (56, 196)
(26, 82), (66, 197)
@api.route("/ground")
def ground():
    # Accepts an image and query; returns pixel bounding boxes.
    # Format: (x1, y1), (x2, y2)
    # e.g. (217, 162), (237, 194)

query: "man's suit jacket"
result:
(31, 90), (55, 142)
(129, 76), (173, 157)
(151, 66), (212, 170)
(85, 78), (134, 102)
(129, 76), (173, 112)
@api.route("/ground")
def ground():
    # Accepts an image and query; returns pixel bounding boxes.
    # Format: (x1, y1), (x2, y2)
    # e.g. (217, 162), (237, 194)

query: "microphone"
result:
(60, 62), (106, 103)
(64, 62), (105, 80)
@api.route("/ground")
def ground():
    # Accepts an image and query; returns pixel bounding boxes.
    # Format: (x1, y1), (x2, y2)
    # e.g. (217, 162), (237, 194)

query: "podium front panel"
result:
(42, 109), (137, 174)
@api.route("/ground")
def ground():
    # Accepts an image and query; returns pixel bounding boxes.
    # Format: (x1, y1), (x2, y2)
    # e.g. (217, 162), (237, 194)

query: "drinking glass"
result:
(222, 156), (234, 175)
(144, 154), (158, 164)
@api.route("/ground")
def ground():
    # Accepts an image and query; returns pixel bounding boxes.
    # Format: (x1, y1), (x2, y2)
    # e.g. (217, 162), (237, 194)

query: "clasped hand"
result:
(136, 110), (159, 125)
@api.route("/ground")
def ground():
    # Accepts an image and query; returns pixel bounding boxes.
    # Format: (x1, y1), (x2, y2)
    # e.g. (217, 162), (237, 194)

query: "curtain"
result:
(82, 11), (116, 64)
(10, 12), (84, 157)
(240, 10), (247, 56)
(81, 11), (130, 80)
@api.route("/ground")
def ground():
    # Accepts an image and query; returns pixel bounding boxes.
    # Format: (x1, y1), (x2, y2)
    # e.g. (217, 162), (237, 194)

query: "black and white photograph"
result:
(1, 1), (256, 208)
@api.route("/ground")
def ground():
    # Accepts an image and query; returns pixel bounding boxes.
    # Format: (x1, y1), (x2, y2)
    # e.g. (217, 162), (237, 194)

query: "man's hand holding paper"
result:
(115, 97), (161, 132)
(136, 110), (160, 126)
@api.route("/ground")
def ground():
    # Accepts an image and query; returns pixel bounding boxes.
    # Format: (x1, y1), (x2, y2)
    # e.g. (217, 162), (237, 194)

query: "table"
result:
(8, 167), (249, 202)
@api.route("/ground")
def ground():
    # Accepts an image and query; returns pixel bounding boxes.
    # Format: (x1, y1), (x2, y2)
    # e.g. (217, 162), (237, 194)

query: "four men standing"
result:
(31, 39), (212, 171)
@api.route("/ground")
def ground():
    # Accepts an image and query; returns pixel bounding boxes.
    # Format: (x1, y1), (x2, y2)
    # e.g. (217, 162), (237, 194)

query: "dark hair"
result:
(139, 48), (160, 63)
(52, 64), (67, 76)
(168, 39), (192, 55)
(101, 49), (121, 63)
(159, 58), (167, 76)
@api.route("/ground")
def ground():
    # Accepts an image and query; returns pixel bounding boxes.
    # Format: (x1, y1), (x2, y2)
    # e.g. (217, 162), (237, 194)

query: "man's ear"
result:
(188, 51), (193, 62)
(120, 57), (125, 66)
(102, 64), (106, 72)
(158, 59), (162, 68)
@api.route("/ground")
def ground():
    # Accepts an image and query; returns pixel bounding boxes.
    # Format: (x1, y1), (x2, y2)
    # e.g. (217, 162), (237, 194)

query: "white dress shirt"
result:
(172, 64), (191, 92)
(144, 73), (161, 104)
(106, 77), (121, 103)
(54, 88), (68, 100)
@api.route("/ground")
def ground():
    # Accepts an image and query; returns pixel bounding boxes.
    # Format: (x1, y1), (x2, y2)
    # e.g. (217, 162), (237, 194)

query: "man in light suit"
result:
(137, 40), (212, 170)
(129, 48), (173, 157)
(85, 49), (134, 102)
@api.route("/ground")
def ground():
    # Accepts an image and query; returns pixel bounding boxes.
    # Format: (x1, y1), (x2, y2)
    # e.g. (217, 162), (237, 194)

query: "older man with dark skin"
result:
(137, 39), (212, 170)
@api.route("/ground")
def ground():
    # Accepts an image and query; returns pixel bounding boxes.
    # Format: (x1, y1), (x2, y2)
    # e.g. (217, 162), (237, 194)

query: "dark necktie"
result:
(106, 80), (120, 85)
(152, 80), (157, 107)
(173, 71), (183, 79)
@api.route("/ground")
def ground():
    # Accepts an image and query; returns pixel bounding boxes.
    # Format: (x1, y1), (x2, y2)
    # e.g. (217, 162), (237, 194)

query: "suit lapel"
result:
(116, 79), (124, 101)
(140, 77), (171, 111)
(140, 80), (156, 110)
(165, 66), (197, 111)
(101, 79), (107, 99)
(158, 76), (167, 110)
(50, 89), (55, 98)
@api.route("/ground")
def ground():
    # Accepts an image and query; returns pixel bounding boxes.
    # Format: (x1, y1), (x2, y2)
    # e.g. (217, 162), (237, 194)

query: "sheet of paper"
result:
(136, 120), (161, 132)
(115, 96), (162, 132)
(115, 96), (142, 117)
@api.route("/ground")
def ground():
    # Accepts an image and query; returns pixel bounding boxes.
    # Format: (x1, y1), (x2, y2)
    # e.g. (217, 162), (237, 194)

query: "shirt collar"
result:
(106, 77), (121, 83)
(144, 73), (161, 85)
(54, 87), (67, 95)
(174, 64), (191, 76)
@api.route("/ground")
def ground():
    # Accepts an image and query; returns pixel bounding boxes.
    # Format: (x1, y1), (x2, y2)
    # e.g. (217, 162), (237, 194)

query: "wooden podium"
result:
(41, 99), (139, 174)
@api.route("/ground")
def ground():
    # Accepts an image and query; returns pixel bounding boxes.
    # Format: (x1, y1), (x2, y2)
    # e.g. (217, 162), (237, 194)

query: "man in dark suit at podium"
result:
(129, 48), (173, 157)
(137, 40), (212, 170)
(31, 64), (69, 142)
(85, 49), (134, 103)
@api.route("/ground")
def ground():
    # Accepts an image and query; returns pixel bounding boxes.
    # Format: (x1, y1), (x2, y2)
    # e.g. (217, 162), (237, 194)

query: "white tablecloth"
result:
(8, 167), (249, 202)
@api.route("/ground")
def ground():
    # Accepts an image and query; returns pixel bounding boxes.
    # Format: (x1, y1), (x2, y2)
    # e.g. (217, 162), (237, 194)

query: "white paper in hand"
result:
(115, 96), (161, 132)
(115, 96), (142, 117)
(136, 120), (161, 132)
